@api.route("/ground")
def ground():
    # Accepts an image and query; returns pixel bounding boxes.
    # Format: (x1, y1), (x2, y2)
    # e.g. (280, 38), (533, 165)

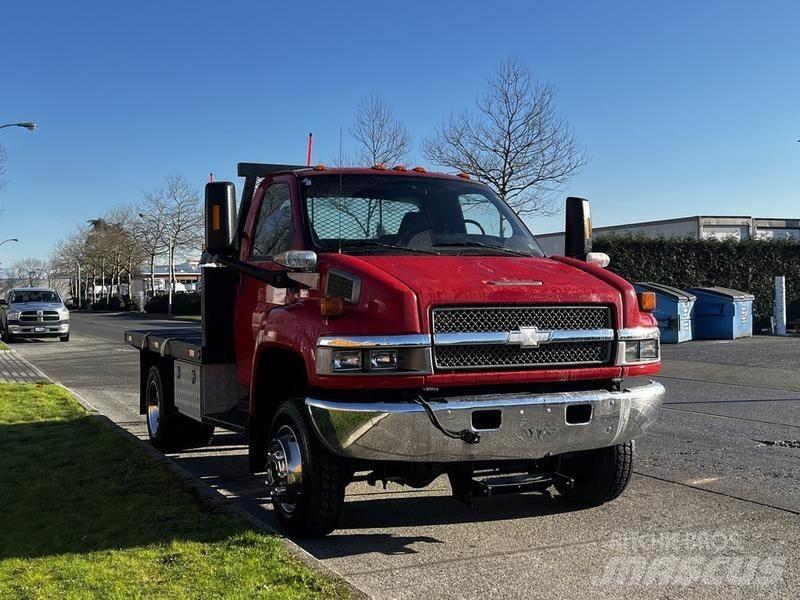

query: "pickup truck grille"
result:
(431, 306), (613, 371)
(19, 311), (60, 322)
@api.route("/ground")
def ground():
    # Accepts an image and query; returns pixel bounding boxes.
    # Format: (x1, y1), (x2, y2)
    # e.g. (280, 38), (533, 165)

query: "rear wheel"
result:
(145, 364), (214, 449)
(555, 441), (634, 505)
(266, 400), (348, 537)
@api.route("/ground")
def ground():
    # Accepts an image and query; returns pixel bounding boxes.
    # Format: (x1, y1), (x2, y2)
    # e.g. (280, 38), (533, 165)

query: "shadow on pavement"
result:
(338, 492), (581, 531)
(305, 532), (445, 558)
(89, 311), (199, 325)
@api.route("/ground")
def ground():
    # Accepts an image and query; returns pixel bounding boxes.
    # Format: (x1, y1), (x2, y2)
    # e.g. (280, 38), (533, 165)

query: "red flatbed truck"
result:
(126, 162), (664, 537)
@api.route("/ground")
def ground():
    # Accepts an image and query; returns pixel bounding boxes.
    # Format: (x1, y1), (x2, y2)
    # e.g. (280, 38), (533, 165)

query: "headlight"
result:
(617, 327), (660, 364)
(317, 335), (432, 375)
(58, 307), (70, 318)
(369, 349), (398, 370)
(622, 339), (660, 363)
(332, 350), (362, 372)
(7, 311), (20, 320)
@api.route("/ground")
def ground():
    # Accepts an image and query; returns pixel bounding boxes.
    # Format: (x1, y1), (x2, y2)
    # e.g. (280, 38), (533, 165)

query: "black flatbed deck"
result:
(124, 327), (207, 364)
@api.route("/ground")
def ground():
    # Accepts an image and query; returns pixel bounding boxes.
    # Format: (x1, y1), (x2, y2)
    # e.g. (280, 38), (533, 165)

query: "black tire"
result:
(145, 364), (214, 450)
(268, 400), (347, 537)
(555, 441), (634, 505)
(59, 333), (70, 342)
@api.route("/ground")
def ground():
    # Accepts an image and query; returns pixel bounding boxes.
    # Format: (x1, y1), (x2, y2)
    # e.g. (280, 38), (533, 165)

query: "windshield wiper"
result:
(337, 240), (440, 255)
(431, 241), (532, 257)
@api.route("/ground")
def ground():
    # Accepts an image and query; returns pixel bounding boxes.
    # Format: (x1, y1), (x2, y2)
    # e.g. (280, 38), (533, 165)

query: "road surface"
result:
(12, 312), (800, 599)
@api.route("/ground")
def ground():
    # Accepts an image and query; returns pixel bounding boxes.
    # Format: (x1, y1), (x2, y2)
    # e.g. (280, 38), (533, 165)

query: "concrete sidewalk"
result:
(0, 348), (50, 383)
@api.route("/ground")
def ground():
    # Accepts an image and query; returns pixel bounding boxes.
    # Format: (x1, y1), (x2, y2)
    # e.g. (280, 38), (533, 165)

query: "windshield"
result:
(300, 174), (543, 257)
(11, 290), (61, 304)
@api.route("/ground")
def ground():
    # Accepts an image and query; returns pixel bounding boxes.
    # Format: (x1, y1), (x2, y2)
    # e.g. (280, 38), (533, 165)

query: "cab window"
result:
(251, 183), (294, 259)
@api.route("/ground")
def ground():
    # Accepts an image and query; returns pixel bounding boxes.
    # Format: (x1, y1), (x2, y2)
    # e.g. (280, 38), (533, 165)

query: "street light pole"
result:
(0, 122), (37, 131)
(0, 239), (19, 280)
(72, 258), (82, 309)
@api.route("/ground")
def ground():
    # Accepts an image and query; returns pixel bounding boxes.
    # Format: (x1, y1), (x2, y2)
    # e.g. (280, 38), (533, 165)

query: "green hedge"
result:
(144, 291), (201, 315)
(593, 235), (800, 329)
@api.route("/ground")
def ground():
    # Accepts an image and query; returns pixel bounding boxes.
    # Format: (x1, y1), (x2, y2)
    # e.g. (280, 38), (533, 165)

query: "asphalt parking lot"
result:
(12, 313), (800, 599)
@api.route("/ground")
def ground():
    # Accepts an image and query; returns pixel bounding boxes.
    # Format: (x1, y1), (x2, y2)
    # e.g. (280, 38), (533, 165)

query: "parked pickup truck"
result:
(125, 162), (664, 537)
(1, 287), (71, 342)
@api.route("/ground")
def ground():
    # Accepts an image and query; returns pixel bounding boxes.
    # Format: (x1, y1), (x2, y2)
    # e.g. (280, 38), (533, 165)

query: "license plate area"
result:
(34, 327), (45, 332)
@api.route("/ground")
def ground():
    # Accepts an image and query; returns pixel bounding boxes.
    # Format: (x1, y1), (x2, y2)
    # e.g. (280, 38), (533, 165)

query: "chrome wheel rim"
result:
(147, 379), (160, 435)
(266, 424), (304, 514)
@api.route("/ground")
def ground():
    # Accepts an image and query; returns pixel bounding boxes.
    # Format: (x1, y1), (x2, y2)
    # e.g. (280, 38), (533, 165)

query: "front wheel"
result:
(266, 400), (348, 537)
(555, 441), (635, 505)
(59, 333), (70, 342)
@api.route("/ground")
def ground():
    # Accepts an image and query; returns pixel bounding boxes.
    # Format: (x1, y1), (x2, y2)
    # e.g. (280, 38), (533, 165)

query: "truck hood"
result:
(8, 302), (65, 312)
(326, 254), (625, 329)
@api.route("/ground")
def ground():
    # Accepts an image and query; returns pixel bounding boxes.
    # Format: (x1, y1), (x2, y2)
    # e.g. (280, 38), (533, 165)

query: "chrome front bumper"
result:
(306, 381), (664, 462)
(7, 321), (69, 337)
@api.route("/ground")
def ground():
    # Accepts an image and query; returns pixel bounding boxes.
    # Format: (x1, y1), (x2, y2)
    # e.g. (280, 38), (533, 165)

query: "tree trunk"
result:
(149, 255), (156, 299)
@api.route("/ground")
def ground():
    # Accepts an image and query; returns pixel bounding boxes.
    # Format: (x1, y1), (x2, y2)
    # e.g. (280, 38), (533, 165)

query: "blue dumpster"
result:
(686, 287), (754, 340)
(634, 282), (696, 343)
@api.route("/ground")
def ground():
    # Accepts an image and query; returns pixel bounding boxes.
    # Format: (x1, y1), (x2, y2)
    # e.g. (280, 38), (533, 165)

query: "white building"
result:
(132, 260), (202, 296)
(535, 215), (800, 256)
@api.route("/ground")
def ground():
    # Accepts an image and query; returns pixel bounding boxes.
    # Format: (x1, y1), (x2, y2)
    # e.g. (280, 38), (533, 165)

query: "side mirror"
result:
(205, 182), (237, 257)
(564, 197), (592, 259)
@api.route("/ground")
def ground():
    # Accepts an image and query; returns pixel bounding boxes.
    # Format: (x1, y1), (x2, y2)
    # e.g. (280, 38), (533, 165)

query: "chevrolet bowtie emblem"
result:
(507, 326), (553, 348)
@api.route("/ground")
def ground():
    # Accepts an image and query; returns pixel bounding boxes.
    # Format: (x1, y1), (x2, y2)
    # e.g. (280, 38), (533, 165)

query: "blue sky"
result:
(1, 0), (799, 267)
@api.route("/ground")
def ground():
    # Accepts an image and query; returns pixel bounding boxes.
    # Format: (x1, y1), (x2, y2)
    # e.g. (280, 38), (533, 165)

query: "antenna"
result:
(306, 132), (313, 166)
(338, 126), (343, 253)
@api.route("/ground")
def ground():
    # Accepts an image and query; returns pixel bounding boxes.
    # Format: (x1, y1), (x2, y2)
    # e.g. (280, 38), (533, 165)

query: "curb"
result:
(5, 351), (371, 600)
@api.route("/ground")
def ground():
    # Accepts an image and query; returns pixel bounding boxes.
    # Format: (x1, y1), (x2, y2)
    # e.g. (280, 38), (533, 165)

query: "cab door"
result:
(233, 177), (297, 386)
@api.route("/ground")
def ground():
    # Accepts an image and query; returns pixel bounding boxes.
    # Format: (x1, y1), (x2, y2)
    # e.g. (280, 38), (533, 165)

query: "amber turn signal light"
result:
(321, 296), (345, 318)
(638, 291), (656, 312)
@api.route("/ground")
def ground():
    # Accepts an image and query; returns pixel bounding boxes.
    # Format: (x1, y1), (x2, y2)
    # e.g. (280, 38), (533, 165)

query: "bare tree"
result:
(423, 56), (587, 216)
(143, 175), (203, 315)
(106, 203), (146, 298)
(50, 229), (89, 307)
(10, 258), (50, 287)
(350, 94), (411, 166)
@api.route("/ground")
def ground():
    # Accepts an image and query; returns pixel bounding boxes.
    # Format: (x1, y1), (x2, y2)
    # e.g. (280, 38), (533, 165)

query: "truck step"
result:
(469, 473), (554, 498)
(203, 407), (248, 433)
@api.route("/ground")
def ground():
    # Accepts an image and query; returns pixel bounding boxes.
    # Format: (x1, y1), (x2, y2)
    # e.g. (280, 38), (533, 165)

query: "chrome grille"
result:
(433, 306), (611, 333)
(432, 306), (614, 371)
(435, 341), (610, 369)
(20, 312), (39, 322)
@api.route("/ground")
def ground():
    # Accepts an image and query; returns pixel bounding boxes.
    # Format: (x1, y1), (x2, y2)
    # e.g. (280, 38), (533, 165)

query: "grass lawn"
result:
(0, 383), (350, 599)
(0, 341), (9, 351)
